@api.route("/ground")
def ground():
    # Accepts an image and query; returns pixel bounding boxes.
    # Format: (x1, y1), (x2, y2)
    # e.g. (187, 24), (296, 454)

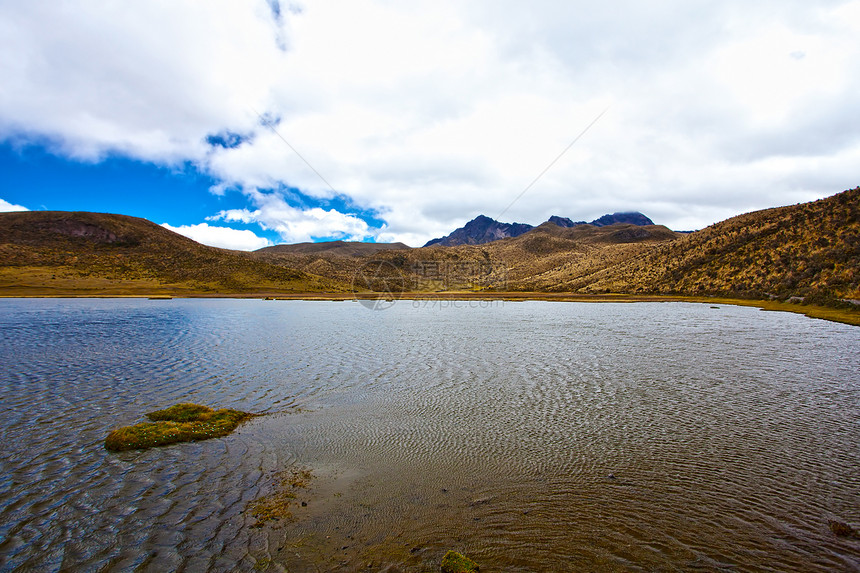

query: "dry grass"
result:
(0, 211), (343, 295)
(577, 187), (860, 301)
(687, 296), (860, 327)
(104, 403), (254, 451)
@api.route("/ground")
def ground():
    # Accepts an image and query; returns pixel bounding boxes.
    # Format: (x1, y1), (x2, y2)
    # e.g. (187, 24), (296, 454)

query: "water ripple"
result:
(0, 299), (858, 571)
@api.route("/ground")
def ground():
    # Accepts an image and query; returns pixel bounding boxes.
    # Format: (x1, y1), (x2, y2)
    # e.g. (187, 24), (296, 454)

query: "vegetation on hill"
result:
(269, 187), (856, 314)
(256, 240), (409, 257)
(346, 222), (681, 292)
(0, 211), (341, 295)
(574, 187), (859, 303)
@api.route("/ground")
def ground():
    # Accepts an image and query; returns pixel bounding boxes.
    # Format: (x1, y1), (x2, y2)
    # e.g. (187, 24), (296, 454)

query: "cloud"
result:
(160, 222), (271, 251)
(2, 0), (860, 242)
(0, 0), (281, 162)
(208, 189), (374, 243)
(0, 198), (29, 212)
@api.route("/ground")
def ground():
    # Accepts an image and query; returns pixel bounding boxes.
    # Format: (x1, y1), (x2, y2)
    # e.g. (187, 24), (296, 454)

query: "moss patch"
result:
(105, 403), (254, 451)
(248, 467), (313, 527)
(441, 550), (479, 572)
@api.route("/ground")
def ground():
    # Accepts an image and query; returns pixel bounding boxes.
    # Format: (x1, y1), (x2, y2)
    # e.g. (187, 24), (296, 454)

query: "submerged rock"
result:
(829, 520), (858, 537)
(441, 550), (479, 572)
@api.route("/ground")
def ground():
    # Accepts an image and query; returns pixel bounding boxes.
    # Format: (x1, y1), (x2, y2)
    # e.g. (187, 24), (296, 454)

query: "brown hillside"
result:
(257, 240), (409, 257)
(487, 223), (679, 290)
(347, 222), (681, 292)
(0, 211), (340, 295)
(574, 187), (860, 301)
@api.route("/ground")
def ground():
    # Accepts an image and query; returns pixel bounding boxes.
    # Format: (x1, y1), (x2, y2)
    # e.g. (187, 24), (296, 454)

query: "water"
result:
(0, 298), (858, 572)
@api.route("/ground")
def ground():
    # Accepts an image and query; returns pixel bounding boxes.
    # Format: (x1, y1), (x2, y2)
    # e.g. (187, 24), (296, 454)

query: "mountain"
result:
(424, 215), (533, 247)
(0, 211), (338, 295)
(250, 219), (680, 292)
(257, 240), (409, 258)
(548, 212), (653, 228)
(426, 211), (656, 247)
(589, 212), (654, 227)
(547, 215), (585, 228)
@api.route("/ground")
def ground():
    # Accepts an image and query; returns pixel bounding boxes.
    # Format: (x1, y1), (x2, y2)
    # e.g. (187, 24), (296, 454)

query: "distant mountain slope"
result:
(425, 211), (655, 247)
(474, 222), (679, 290)
(251, 220), (679, 291)
(589, 212), (654, 227)
(357, 222), (679, 291)
(572, 187), (860, 301)
(0, 211), (339, 295)
(547, 216), (585, 228)
(257, 240), (410, 257)
(424, 215), (533, 247)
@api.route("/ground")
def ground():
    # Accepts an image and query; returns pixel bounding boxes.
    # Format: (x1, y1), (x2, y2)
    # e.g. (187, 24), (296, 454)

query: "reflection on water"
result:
(0, 299), (858, 571)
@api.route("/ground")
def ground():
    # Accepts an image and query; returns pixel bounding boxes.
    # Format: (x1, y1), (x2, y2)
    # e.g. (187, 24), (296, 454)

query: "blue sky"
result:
(0, 141), (385, 249)
(1, 1), (859, 249)
(1, 142), (237, 225)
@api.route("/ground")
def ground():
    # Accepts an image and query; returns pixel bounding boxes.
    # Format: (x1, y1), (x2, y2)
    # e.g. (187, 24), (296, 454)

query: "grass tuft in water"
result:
(441, 550), (480, 572)
(104, 403), (253, 451)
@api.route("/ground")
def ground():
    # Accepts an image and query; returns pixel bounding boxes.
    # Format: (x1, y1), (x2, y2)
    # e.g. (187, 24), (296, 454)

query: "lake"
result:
(0, 298), (858, 571)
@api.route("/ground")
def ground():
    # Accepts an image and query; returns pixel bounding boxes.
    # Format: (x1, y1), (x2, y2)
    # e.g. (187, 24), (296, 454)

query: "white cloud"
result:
(209, 189), (374, 243)
(160, 222), (271, 251)
(0, 0), (280, 162)
(2, 0), (860, 242)
(0, 198), (29, 212)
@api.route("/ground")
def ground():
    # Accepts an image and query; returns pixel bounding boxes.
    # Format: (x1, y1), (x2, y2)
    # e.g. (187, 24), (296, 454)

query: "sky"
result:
(1, 1), (859, 249)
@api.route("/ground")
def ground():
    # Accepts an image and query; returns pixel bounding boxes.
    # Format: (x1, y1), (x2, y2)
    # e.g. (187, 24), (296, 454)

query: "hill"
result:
(0, 211), (340, 295)
(301, 188), (857, 308)
(570, 187), (860, 302)
(257, 240), (409, 257)
(351, 222), (680, 292)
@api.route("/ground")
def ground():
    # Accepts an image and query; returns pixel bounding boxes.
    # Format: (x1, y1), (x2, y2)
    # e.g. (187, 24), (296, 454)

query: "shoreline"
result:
(1, 290), (857, 327)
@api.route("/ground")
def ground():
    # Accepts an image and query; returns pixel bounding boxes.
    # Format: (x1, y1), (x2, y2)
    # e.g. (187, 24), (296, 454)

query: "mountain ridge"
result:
(424, 215), (534, 247)
(424, 211), (655, 247)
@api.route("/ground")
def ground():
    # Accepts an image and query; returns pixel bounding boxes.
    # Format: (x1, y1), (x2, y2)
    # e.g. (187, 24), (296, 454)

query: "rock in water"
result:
(829, 520), (857, 537)
(441, 551), (479, 572)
